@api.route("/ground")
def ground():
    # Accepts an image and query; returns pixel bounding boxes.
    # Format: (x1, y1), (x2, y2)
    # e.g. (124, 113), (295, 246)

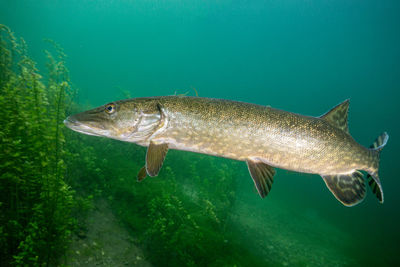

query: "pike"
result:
(64, 96), (388, 206)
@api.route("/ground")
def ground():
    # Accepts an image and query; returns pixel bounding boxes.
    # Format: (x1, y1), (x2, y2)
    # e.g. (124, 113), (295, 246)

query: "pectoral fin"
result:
(321, 171), (366, 206)
(246, 159), (275, 198)
(146, 141), (169, 176)
(137, 166), (147, 182)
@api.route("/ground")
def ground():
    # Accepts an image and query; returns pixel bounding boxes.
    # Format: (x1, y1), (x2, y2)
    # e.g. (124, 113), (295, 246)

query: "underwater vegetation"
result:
(0, 24), (76, 265)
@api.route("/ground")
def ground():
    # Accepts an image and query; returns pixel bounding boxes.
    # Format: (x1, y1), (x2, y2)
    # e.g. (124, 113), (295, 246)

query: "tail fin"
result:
(366, 132), (389, 203)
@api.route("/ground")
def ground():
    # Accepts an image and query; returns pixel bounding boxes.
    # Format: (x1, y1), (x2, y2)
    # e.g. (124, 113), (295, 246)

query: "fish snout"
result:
(63, 115), (79, 127)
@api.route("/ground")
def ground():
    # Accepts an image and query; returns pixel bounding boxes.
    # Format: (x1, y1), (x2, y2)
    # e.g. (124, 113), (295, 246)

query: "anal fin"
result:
(322, 171), (366, 206)
(246, 159), (275, 198)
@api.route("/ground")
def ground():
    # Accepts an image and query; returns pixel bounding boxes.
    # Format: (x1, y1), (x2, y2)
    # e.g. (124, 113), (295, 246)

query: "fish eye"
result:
(105, 103), (116, 114)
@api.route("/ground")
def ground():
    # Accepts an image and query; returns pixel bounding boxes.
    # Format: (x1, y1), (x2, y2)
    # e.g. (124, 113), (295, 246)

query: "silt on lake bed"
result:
(64, 96), (388, 207)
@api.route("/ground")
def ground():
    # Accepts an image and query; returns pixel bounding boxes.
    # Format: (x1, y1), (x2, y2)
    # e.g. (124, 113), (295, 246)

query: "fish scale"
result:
(155, 97), (360, 173)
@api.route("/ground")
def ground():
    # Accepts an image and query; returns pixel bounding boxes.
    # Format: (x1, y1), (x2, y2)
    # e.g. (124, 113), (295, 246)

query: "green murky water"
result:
(1, 1), (399, 266)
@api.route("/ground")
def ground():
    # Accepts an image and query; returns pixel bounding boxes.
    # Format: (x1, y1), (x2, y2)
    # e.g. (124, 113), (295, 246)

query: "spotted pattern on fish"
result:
(153, 98), (365, 176)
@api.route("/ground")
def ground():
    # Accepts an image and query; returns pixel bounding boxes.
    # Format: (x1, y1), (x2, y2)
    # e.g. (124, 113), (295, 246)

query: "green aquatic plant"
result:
(0, 25), (76, 266)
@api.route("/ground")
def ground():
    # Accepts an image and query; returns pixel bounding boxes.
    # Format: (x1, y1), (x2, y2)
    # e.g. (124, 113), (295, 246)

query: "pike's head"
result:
(64, 98), (166, 143)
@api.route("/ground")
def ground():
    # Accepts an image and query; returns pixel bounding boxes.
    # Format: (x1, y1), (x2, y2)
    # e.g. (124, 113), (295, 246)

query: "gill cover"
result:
(129, 103), (167, 141)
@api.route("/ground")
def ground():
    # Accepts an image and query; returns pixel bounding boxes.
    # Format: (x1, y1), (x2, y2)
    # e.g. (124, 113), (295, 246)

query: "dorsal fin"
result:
(320, 99), (350, 133)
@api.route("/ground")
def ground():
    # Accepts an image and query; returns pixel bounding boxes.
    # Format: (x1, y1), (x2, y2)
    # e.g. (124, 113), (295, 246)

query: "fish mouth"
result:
(63, 116), (103, 137)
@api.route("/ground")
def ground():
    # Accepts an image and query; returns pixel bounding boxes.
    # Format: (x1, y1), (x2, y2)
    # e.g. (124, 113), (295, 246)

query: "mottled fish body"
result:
(64, 96), (388, 206)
